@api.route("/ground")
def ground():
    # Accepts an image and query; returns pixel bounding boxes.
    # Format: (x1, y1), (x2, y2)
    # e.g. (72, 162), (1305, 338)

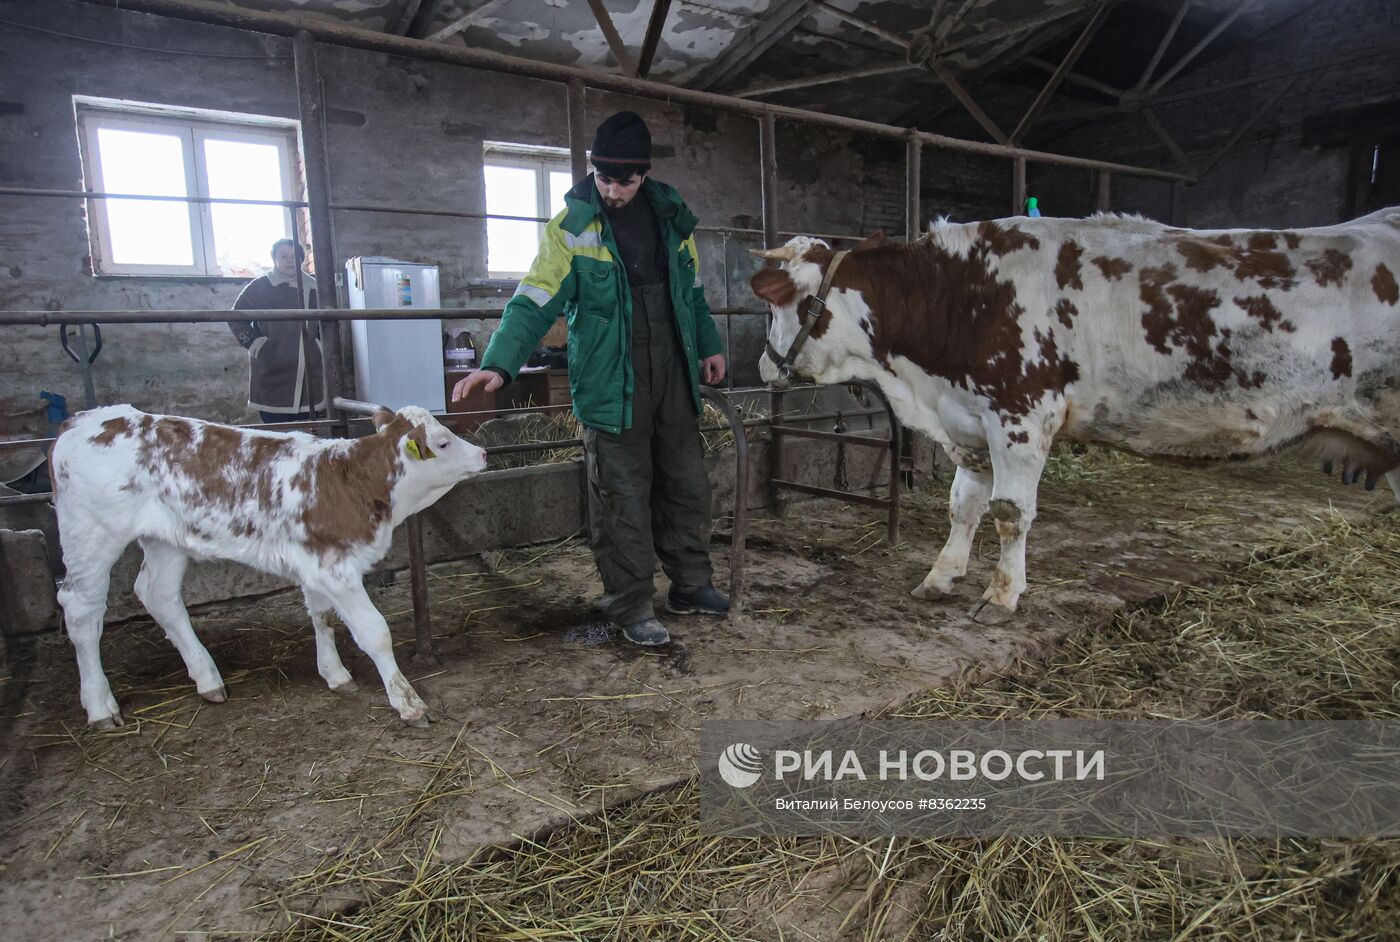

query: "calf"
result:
(50, 405), (486, 727)
(751, 208), (1400, 615)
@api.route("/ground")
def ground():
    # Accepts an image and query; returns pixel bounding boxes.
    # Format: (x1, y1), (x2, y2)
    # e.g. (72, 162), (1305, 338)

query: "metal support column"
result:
(759, 112), (784, 515)
(405, 515), (437, 665)
(1013, 156), (1027, 216)
(1095, 169), (1112, 212)
(700, 386), (749, 613)
(293, 31), (345, 428)
(905, 137), (922, 241)
(768, 389), (786, 518)
(567, 79), (589, 181)
(759, 112), (779, 249)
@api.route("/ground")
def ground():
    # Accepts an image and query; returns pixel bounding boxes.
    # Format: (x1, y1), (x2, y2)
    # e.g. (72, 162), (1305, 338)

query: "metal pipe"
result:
(1013, 156), (1027, 216)
(767, 424), (890, 447)
(405, 514), (437, 664)
(701, 386), (749, 614)
(810, 0), (909, 49)
(0, 186), (309, 208)
(1147, 0), (1257, 98)
(768, 388), (786, 517)
(0, 308), (453, 326)
(0, 187), (897, 243)
(769, 479), (891, 508)
(567, 79), (589, 181)
(0, 492), (51, 506)
(736, 62), (917, 99)
(1134, 0), (1192, 96)
(68, 0), (1193, 182)
(294, 32), (345, 429)
(1010, 0), (1115, 144)
(759, 113), (779, 249)
(866, 381), (901, 544)
(905, 138), (922, 242)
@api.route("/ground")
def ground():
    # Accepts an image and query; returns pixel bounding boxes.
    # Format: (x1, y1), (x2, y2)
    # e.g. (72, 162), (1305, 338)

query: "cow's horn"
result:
(748, 246), (797, 261)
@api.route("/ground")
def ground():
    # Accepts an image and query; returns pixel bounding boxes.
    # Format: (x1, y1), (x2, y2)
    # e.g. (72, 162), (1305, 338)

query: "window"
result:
(483, 143), (575, 277)
(76, 98), (300, 277)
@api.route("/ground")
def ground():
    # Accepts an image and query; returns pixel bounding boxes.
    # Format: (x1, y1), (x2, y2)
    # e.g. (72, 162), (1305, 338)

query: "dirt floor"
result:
(0, 450), (1390, 940)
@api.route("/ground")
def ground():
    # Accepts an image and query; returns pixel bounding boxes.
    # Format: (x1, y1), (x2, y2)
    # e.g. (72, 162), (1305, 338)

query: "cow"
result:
(750, 207), (1400, 616)
(49, 405), (487, 728)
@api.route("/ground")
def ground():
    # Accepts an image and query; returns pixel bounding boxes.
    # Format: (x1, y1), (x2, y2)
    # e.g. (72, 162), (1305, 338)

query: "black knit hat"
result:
(591, 111), (651, 172)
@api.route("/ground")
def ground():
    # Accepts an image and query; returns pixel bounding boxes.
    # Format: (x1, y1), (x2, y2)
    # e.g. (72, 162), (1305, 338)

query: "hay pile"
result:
(264, 453), (1400, 941)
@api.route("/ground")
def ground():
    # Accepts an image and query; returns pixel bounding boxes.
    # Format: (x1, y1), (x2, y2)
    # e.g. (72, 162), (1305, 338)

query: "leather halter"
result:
(763, 249), (849, 382)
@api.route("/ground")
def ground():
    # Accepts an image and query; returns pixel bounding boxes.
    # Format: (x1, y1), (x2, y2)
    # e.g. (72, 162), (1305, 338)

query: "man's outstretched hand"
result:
(452, 369), (504, 402)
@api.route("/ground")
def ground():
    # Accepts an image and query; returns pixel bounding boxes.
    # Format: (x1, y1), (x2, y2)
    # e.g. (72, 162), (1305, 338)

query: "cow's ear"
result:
(405, 423), (437, 460)
(852, 230), (886, 252)
(371, 408), (395, 430)
(750, 267), (798, 307)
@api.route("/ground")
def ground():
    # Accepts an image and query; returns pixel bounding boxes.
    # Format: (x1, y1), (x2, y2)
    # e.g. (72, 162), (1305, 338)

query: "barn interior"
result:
(1, 1), (1399, 939)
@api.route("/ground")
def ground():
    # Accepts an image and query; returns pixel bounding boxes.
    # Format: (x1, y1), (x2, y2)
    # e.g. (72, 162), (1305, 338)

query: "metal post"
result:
(1096, 169), (1111, 212)
(768, 388), (786, 517)
(905, 138), (922, 241)
(759, 112), (783, 514)
(406, 515), (437, 665)
(293, 31), (345, 429)
(886, 407), (901, 544)
(1013, 156), (1027, 216)
(566, 79), (589, 181)
(861, 382), (901, 543)
(759, 113), (779, 249)
(700, 387), (748, 613)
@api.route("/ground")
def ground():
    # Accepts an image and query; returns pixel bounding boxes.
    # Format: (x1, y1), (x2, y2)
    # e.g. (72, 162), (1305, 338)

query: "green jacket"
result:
(481, 175), (724, 433)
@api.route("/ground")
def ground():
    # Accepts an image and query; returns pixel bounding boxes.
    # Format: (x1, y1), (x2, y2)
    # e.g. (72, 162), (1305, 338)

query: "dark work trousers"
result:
(583, 283), (714, 625)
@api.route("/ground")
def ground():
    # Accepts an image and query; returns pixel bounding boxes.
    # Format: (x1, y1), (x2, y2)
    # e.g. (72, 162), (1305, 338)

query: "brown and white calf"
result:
(752, 207), (1400, 614)
(50, 405), (486, 727)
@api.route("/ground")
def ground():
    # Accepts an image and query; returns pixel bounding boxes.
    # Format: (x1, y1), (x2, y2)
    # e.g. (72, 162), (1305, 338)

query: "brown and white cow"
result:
(50, 405), (487, 727)
(751, 207), (1400, 615)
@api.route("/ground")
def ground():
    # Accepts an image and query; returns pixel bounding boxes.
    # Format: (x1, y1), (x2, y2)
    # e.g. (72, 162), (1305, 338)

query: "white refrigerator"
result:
(346, 257), (445, 413)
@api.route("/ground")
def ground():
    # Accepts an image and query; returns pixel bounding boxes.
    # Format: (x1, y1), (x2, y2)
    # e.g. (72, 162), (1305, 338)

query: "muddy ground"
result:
(0, 451), (1389, 940)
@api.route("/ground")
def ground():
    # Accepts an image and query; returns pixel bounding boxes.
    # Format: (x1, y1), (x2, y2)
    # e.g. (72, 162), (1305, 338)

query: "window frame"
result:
(482, 143), (575, 279)
(76, 100), (301, 278)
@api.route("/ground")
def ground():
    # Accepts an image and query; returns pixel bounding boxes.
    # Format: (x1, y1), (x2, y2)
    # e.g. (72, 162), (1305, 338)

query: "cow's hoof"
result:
(911, 575), (958, 600)
(968, 597), (1016, 624)
(199, 686), (227, 704)
(90, 714), (123, 731)
(330, 679), (360, 694)
(402, 713), (431, 728)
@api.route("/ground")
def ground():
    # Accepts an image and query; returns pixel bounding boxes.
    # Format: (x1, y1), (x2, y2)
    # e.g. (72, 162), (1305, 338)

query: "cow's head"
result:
(749, 232), (885, 387)
(372, 406), (488, 518)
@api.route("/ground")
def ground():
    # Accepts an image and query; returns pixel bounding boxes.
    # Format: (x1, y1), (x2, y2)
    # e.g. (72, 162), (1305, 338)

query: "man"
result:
(227, 239), (325, 423)
(453, 111), (728, 646)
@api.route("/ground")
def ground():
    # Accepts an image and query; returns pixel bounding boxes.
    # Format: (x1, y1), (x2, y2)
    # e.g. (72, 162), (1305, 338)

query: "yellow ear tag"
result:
(406, 439), (434, 461)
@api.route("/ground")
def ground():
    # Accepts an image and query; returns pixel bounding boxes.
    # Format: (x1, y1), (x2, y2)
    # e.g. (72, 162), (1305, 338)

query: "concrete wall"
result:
(1, 0), (949, 423)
